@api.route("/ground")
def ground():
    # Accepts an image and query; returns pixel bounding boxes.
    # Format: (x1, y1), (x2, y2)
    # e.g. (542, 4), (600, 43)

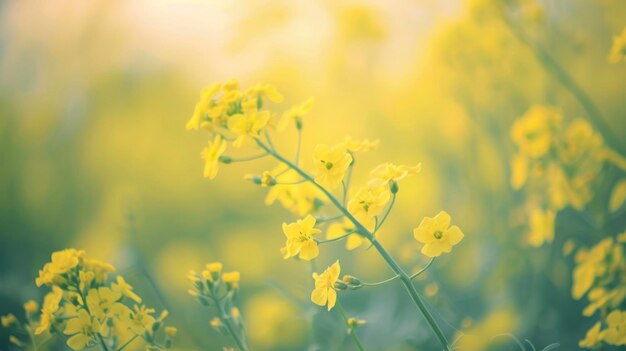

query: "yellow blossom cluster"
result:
(188, 262), (249, 351)
(1, 248), (176, 350)
(510, 105), (608, 246)
(186, 80), (464, 350)
(574, 233), (626, 348)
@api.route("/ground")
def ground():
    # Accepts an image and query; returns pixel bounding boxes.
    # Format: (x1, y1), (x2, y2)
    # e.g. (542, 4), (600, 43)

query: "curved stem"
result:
(116, 335), (138, 351)
(361, 275), (399, 287)
(316, 214), (345, 223)
(256, 139), (450, 350)
(336, 302), (366, 351)
(213, 297), (249, 351)
(295, 128), (302, 165)
(315, 229), (359, 244)
(410, 258), (435, 280)
(374, 193), (396, 235)
(225, 153), (268, 163)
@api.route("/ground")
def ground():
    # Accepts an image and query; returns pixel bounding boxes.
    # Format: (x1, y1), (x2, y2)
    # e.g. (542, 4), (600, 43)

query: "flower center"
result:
(325, 161), (334, 170)
(433, 230), (443, 239)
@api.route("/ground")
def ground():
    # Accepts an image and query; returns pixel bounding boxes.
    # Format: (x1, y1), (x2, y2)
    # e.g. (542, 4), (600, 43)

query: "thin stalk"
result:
(213, 297), (249, 351)
(316, 214), (345, 223)
(295, 128), (302, 165)
(25, 325), (37, 351)
(116, 335), (138, 351)
(316, 229), (359, 244)
(224, 153), (268, 163)
(374, 193), (396, 235)
(343, 162), (355, 205)
(256, 139), (450, 350)
(336, 302), (366, 351)
(361, 258), (434, 287)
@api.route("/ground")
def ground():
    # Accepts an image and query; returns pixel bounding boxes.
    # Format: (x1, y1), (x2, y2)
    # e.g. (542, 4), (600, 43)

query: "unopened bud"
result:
(390, 180), (399, 194)
(333, 280), (348, 290)
(219, 156), (232, 164)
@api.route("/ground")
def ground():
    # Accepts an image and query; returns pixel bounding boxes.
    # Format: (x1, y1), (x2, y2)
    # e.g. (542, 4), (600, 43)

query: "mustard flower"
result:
(85, 287), (127, 320)
(265, 166), (323, 216)
(186, 83), (221, 130)
(227, 110), (271, 147)
(278, 97), (314, 130)
(1, 314), (16, 327)
(165, 326), (178, 338)
(23, 300), (39, 314)
(413, 211), (464, 257)
(604, 310), (626, 345)
(280, 214), (321, 261)
(344, 136), (379, 153)
(348, 184), (390, 220)
(201, 134), (227, 179)
(111, 276), (142, 303)
(202, 262), (223, 282)
(311, 261), (341, 311)
(63, 309), (102, 350)
(327, 218), (368, 250)
(35, 286), (64, 335)
(579, 322), (602, 348)
(313, 143), (353, 190)
(511, 105), (561, 159)
(248, 83), (284, 103)
(527, 209), (555, 247)
(125, 305), (156, 335)
(368, 163), (421, 188)
(222, 271), (241, 289)
(608, 27), (626, 64)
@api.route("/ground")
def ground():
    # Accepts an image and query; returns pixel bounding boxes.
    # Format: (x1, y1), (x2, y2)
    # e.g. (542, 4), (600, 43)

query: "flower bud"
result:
(390, 180), (399, 194)
(219, 155), (232, 164)
(333, 280), (348, 290)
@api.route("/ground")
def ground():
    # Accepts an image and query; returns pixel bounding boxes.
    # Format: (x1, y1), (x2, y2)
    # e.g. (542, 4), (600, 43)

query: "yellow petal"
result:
(447, 226), (464, 246)
(609, 179), (626, 213)
(299, 240), (319, 261)
(327, 289), (337, 311)
(311, 288), (327, 306)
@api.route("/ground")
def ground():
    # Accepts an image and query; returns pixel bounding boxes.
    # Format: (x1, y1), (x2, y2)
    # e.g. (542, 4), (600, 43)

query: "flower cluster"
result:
(510, 105), (608, 246)
(608, 26), (626, 64)
(186, 80), (464, 350)
(1, 248), (176, 350)
(573, 233), (626, 348)
(188, 262), (249, 351)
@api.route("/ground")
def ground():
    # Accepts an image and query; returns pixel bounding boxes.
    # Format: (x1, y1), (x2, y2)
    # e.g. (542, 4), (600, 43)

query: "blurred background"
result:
(1, 0), (625, 350)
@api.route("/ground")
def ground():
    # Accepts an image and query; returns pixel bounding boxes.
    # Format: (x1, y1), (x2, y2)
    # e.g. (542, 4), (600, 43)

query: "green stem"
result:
(336, 302), (366, 351)
(295, 128), (302, 165)
(256, 139), (450, 351)
(343, 161), (355, 205)
(25, 325), (37, 351)
(374, 192), (396, 235)
(361, 258), (434, 287)
(316, 229), (359, 244)
(498, 5), (626, 156)
(223, 153), (268, 163)
(116, 335), (138, 351)
(316, 214), (345, 223)
(213, 298), (249, 351)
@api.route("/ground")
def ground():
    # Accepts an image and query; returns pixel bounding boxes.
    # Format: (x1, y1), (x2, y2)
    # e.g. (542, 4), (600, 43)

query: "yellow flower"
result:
(280, 214), (321, 261)
(368, 163), (421, 188)
(35, 286), (64, 335)
(111, 276), (142, 304)
(201, 134), (227, 179)
(202, 262), (223, 282)
(186, 83), (221, 130)
(608, 27), (626, 64)
(1, 314), (16, 327)
(265, 166), (324, 216)
(210, 317), (222, 328)
(313, 143), (353, 190)
(527, 209), (555, 247)
(610, 179), (626, 213)
(278, 97), (314, 130)
(227, 110), (271, 147)
(311, 261), (341, 311)
(23, 300), (39, 314)
(85, 287), (127, 320)
(63, 309), (102, 351)
(343, 136), (379, 153)
(248, 83), (284, 103)
(222, 271), (241, 289)
(36, 249), (85, 286)
(511, 105), (561, 159)
(327, 218), (368, 251)
(125, 305), (156, 335)
(604, 310), (626, 345)
(578, 321), (602, 348)
(165, 326), (178, 338)
(510, 153), (528, 190)
(347, 185), (390, 220)
(413, 211), (464, 257)
(583, 288), (615, 317)
(82, 258), (115, 284)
